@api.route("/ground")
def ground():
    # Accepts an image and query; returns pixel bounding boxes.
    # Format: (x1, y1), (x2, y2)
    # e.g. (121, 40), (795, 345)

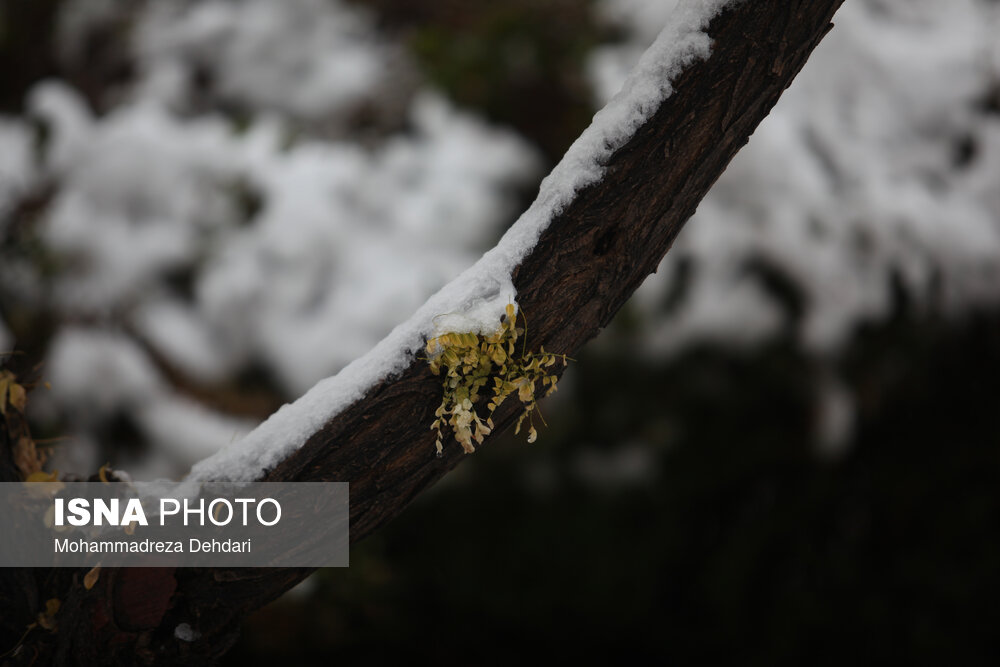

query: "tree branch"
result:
(268, 0), (845, 542)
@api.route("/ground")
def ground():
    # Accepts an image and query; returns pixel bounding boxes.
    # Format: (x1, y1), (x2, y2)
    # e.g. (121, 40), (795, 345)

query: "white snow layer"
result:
(187, 0), (738, 481)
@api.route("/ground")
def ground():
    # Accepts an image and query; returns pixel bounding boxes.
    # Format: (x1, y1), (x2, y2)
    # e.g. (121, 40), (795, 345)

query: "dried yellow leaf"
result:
(517, 380), (535, 403)
(8, 381), (26, 412)
(38, 598), (61, 630)
(84, 565), (101, 590)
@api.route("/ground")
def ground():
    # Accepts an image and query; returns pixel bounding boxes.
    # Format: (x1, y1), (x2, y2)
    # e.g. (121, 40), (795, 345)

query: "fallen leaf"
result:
(84, 566), (101, 590)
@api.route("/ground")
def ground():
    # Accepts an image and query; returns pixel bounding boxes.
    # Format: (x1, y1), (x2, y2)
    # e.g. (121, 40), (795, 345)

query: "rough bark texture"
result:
(1, 0), (845, 663)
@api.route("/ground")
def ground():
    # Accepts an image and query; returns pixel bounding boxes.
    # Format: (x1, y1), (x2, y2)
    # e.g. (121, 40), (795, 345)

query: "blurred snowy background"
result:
(2, 0), (999, 663)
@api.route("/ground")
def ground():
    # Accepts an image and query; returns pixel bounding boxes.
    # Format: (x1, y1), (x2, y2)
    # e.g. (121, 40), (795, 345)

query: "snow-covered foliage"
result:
(27, 76), (536, 396)
(44, 328), (254, 477)
(1, 0), (540, 477)
(133, 0), (405, 125)
(594, 0), (1000, 353)
(0, 119), (35, 222)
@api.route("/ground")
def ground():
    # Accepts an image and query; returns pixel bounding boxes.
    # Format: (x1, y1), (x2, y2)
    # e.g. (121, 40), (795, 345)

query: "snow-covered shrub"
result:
(593, 0), (1000, 354)
(1, 0), (540, 477)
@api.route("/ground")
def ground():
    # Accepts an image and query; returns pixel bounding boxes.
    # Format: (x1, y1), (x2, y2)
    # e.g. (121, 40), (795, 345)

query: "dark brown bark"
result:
(1, 0), (845, 663)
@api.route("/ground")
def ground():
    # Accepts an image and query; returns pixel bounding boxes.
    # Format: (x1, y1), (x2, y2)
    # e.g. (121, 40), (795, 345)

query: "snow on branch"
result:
(188, 0), (740, 483)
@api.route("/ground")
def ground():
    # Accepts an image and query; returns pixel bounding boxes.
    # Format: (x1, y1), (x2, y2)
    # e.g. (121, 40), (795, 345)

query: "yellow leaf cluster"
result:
(426, 303), (567, 455)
